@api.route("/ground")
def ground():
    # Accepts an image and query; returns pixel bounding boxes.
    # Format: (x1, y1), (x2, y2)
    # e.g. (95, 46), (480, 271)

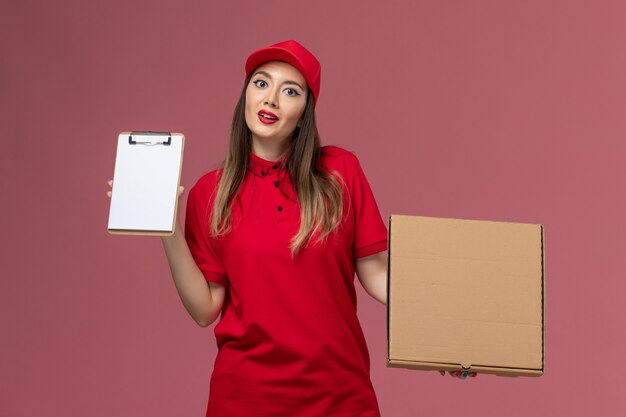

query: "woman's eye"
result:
(254, 80), (267, 88)
(285, 88), (299, 97)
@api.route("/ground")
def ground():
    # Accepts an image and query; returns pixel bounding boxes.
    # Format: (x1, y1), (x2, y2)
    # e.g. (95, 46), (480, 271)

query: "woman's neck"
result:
(251, 138), (289, 161)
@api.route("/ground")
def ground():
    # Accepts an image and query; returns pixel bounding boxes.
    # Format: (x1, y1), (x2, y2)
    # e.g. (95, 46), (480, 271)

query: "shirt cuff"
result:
(354, 239), (388, 259)
(200, 269), (228, 287)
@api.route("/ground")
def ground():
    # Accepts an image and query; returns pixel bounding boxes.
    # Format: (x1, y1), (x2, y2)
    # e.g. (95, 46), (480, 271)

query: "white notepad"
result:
(107, 131), (185, 236)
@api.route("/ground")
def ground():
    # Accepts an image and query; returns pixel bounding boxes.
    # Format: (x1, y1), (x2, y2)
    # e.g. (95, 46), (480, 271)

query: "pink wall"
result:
(2, 0), (625, 416)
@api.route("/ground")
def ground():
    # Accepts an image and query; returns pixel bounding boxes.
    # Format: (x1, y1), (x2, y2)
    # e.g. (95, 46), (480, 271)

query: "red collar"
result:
(247, 150), (287, 178)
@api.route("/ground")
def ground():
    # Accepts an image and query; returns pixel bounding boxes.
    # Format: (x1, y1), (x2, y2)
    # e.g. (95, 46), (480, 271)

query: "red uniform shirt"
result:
(185, 145), (388, 417)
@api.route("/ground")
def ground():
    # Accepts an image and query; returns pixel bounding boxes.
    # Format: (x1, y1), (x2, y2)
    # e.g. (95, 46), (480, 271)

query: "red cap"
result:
(245, 40), (321, 106)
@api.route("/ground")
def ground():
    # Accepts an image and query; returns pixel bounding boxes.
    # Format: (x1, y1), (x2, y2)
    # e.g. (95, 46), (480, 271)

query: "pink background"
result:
(2, 0), (625, 416)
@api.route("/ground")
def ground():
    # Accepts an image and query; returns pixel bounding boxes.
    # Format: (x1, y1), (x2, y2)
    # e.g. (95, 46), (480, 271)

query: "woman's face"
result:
(245, 60), (308, 147)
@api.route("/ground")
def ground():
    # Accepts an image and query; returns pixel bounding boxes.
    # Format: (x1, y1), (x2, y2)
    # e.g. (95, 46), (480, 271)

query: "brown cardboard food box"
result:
(386, 215), (545, 377)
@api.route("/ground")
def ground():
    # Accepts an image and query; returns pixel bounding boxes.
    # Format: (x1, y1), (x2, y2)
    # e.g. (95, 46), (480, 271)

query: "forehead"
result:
(252, 60), (306, 85)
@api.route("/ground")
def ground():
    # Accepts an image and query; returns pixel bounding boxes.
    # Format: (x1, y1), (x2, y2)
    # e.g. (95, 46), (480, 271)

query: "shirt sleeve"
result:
(346, 152), (388, 259)
(184, 183), (229, 286)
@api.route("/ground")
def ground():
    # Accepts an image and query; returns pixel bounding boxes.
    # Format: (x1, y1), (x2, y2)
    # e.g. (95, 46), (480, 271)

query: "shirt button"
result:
(277, 206), (283, 211)
(272, 164), (278, 170)
(274, 181), (279, 187)
(260, 170), (265, 177)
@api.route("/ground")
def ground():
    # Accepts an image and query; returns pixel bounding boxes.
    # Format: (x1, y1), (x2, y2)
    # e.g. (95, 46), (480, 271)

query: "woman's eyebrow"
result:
(253, 70), (304, 90)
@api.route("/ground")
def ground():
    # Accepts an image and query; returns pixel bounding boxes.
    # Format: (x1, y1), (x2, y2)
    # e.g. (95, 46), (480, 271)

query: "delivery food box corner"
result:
(386, 214), (545, 378)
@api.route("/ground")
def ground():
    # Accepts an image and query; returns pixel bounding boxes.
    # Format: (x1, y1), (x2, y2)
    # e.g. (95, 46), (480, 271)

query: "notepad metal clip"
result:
(129, 131), (172, 146)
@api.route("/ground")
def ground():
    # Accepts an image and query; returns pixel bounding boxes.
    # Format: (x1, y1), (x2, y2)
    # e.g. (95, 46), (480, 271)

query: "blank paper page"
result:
(108, 132), (184, 234)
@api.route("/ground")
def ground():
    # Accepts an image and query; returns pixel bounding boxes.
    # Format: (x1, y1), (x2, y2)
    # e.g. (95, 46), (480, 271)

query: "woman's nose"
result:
(264, 89), (279, 108)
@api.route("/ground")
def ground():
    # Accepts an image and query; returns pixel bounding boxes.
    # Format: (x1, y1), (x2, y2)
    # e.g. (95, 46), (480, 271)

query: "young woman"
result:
(108, 39), (474, 417)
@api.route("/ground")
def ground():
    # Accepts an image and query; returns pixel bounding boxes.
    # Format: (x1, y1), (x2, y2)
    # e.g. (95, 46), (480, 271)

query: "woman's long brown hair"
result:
(209, 73), (345, 258)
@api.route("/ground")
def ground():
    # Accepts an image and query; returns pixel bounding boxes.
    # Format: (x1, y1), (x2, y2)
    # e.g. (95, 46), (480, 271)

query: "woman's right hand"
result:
(439, 370), (477, 379)
(106, 179), (185, 199)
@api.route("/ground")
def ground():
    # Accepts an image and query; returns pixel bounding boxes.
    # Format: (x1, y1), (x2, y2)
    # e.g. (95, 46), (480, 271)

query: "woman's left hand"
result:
(439, 370), (477, 379)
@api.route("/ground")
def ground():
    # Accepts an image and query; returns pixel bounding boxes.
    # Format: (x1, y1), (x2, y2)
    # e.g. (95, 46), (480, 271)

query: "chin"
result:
(253, 133), (287, 143)
(249, 126), (289, 143)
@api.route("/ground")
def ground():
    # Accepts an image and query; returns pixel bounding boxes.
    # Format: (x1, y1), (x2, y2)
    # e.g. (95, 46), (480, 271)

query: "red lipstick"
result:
(258, 109), (279, 124)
